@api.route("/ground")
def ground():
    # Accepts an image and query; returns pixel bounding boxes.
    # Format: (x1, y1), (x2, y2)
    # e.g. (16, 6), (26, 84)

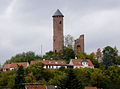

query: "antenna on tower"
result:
(41, 44), (43, 57)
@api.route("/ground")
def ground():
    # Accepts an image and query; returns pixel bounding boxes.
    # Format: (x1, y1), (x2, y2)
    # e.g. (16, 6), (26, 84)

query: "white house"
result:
(31, 60), (67, 69)
(69, 59), (94, 68)
(3, 62), (29, 71)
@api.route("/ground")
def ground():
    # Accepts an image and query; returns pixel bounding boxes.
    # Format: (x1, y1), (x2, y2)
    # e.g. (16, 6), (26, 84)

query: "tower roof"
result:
(52, 9), (64, 17)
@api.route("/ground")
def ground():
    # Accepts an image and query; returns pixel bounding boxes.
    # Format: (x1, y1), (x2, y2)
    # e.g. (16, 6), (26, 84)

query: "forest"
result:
(1, 41), (120, 89)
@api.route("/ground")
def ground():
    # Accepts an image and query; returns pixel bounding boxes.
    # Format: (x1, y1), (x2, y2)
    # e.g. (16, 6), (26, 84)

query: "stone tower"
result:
(52, 9), (64, 53)
(74, 34), (84, 55)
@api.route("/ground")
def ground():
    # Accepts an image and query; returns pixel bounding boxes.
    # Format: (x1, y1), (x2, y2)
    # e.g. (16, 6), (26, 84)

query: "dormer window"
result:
(82, 61), (88, 66)
(55, 62), (58, 64)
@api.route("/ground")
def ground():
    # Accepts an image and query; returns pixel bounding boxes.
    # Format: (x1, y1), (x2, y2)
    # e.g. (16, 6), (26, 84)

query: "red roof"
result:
(3, 64), (11, 69)
(10, 62), (28, 68)
(25, 85), (46, 89)
(84, 87), (97, 89)
(3, 62), (28, 69)
(31, 60), (66, 66)
(71, 59), (94, 66)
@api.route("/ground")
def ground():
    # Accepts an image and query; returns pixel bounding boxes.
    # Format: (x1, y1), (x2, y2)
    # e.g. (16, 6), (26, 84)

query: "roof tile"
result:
(31, 60), (66, 66)
(84, 87), (97, 89)
(25, 85), (46, 89)
(71, 59), (94, 66)
(52, 9), (64, 17)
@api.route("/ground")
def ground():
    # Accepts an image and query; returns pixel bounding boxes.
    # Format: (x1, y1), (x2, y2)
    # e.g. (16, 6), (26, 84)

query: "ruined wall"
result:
(74, 34), (84, 55)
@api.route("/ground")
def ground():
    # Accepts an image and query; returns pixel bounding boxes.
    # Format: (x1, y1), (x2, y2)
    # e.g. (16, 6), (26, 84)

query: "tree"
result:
(56, 69), (83, 89)
(89, 52), (99, 68)
(102, 46), (118, 67)
(90, 68), (105, 88)
(5, 51), (42, 64)
(64, 34), (74, 49)
(26, 62), (44, 81)
(77, 52), (87, 59)
(60, 46), (75, 62)
(0, 63), (2, 71)
(0, 70), (15, 88)
(43, 47), (75, 62)
(116, 56), (120, 65)
(43, 51), (61, 60)
(25, 72), (36, 83)
(14, 65), (25, 89)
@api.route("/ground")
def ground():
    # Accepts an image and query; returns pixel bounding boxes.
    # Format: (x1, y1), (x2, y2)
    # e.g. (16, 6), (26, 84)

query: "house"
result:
(31, 60), (66, 69)
(25, 84), (56, 89)
(84, 87), (97, 89)
(3, 62), (29, 71)
(2, 64), (11, 71)
(25, 85), (46, 89)
(69, 59), (94, 68)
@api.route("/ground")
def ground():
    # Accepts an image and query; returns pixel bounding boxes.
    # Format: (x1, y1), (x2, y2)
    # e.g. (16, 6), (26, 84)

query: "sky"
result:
(0, 0), (120, 64)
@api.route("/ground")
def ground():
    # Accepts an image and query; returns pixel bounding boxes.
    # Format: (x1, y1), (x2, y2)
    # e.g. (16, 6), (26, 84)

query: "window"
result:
(59, 21), (62, 24)
(56, 66), (58, 69)
(55, 50), (57, 53)
(55, 62), (58, 64)
(77, 45), (80, 48)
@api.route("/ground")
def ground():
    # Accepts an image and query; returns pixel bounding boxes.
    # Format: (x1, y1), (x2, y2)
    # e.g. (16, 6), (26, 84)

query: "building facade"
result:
(53, 9), (64, 53)
(31, 60), (67, 69)
(3, 62), (29, 71)
(69, 59), (94, 68)
(74, 34), (84, 55)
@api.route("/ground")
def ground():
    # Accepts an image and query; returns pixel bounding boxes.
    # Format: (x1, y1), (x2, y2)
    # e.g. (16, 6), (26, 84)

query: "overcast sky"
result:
(0, 0), (120, 64)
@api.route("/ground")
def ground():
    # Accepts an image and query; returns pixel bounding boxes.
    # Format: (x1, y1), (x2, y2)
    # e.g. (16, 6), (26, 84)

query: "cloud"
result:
(4, 0), (17, 18)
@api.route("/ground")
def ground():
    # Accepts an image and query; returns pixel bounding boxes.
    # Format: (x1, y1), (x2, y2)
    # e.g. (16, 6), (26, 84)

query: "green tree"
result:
(0, 70), (15, 88)
(116, 56), (120, 65)
(0, 63), (2, 71)
(5, 51), (41, 64)
(43, 51), (61, 60)
(60, 46), (75, 62)
(43, 47), (75, 62)
(66, 69), (83, 89)
(89, 52), (99, 68)
(56, 69), (83, 89)
(14, 65), (25, 89)
(77, 52), (87, 59)
(90, 68), (105, 88)
(26, 62), (44, 82)
(25, 72), (36, 83)
(102, 46), (118, 67)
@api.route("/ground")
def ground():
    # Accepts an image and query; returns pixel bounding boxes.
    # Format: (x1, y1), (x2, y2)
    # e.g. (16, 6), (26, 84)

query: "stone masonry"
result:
(74, 34), (84, 55)
(53, 9), (64, 53)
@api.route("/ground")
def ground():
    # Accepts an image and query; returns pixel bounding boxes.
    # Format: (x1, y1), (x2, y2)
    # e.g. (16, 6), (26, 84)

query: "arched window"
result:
(59, 21), (62, 24)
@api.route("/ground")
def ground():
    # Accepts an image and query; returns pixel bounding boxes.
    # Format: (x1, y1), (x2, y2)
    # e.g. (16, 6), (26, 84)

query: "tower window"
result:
(59, 21), (62, 24)
(55, 50), (57, 53)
